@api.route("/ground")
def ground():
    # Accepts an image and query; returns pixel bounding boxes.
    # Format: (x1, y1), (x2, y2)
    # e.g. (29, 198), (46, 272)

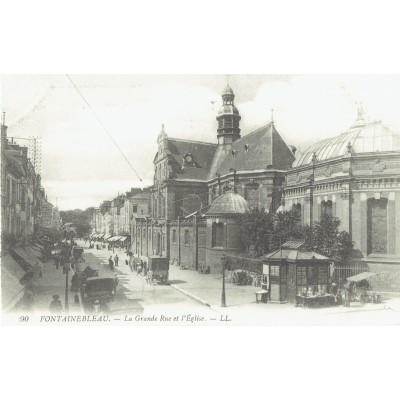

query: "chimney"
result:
(1, 112), (7, 145)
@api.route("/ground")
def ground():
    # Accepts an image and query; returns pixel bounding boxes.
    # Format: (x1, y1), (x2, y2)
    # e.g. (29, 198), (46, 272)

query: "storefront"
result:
(263, 242), (332, 303)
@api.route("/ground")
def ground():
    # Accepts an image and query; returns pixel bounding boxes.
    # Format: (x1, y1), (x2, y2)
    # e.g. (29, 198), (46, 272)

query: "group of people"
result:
(108, 254), (119, 271)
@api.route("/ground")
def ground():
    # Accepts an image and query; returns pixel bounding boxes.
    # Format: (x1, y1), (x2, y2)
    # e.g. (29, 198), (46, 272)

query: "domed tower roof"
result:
(222, 84), (234, 97)
(206, 192), (249, 216)
(293, 119), (400, 167)
(216, 82), (241, 144)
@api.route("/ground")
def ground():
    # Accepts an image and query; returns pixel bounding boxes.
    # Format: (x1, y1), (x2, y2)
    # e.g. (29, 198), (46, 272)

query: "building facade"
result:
(135, 84), (295, 272)
(284, 109), (400, 291)
(1, 117), (46, 248)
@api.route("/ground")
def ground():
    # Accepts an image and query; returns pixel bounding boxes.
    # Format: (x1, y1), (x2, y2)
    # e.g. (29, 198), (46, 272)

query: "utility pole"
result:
(65, 253), (71, 313)
(221, 255), (227, 307)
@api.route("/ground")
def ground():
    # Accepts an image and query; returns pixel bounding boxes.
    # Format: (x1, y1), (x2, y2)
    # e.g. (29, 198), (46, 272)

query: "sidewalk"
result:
(24, 258), (83, 314)
(168, 264), (261, 308)
(167, 264), (400, 324)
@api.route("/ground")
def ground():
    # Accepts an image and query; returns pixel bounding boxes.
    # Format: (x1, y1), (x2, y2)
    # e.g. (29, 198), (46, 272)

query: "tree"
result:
(272, 210), (305, 248)
(59, 207), (94, 238)
(238, 208), (273, 256)
(304, 214), (354, 262)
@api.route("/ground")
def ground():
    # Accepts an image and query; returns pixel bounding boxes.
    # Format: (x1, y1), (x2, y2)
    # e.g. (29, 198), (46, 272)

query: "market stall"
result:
(263, 241), (333, 305)
(347, 272), (381, 303)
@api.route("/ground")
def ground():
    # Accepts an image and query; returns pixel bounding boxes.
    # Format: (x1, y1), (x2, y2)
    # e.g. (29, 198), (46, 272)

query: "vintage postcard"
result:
(2, 74), (400, 325)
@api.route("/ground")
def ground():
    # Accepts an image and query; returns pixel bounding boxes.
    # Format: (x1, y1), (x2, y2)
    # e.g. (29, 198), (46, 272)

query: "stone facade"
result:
(134, 85), (295, 273)
(285, 115), (400, 291)
(1, 118), (51, 248)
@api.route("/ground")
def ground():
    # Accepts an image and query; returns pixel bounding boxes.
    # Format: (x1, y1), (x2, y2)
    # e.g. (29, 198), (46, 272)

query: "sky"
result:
(2, 74), (400, 210)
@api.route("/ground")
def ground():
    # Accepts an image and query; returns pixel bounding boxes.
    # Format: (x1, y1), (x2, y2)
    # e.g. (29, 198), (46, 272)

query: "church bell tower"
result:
(216, 83), (241, 145)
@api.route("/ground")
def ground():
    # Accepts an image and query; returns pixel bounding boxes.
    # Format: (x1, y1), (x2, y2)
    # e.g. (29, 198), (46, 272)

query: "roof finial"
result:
(226, 74), (230, 86)
(2, 111), (5, 126)
(357, 102), (365, 121)
(271, 108), (274, 125)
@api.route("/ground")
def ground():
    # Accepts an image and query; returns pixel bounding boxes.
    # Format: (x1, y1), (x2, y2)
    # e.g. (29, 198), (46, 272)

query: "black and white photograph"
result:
(2, 74), (400, 325)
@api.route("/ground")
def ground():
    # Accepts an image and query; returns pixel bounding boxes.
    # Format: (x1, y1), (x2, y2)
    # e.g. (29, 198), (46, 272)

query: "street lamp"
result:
(64, 251), (72, 314)
(221, 255), (227, 307)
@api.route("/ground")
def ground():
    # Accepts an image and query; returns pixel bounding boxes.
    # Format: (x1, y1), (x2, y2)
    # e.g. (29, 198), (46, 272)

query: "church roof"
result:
(293, 120), (400, 167)
(165, 138), (218, 181)
(209, 123), (296, 177)
(206, 192), (249, 216)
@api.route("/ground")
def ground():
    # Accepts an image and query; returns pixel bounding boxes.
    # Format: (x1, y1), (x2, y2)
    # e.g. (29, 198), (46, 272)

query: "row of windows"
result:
(292, 198), (389, 255)
(291, 200), (333, 221)
(170, 223), (225, 248)
(155, 160), (168, 181)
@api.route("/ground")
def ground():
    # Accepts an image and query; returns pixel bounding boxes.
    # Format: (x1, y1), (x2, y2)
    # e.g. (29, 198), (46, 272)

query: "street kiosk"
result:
(263, 241), (333, 305)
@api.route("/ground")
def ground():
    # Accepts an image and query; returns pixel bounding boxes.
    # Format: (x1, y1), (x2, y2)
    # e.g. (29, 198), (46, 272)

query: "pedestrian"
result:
(114, 254), (119, 267)
(49, 295), (63, 314)
(344, 280), (354, 307)
(137, 260), (143, 276)
(109, 256), (114, 271)
(93, 300), (101, 314)
(55, 258), (60, 270)
(114, 273), (119, 288)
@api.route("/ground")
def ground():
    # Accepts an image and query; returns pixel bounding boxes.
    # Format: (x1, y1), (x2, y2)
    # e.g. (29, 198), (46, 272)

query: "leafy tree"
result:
(59, 207), (94, 238)
(238, 208), (273, 256)
(272, 210), (305, 249)
(304, 214), (354, 262)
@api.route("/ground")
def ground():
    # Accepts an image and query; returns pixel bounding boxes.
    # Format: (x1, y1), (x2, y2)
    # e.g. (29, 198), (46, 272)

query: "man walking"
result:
(114, 254), (119, 267)
(49, 295), (63, 314)
(109, 256), (114, 271)
(344, 280), (354, 307)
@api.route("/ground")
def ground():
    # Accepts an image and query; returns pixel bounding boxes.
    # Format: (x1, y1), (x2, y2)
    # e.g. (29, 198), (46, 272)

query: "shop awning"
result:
(104, 234), (112, 240)
(27, 245), (43, 259)
(347, 272), (379, 282)
(1, 254), (26, 281)
(119, 236), (128, 242)
(12, 247), (42, 271)
(1, 262), (25, 311)
(32, 243), (44, 251)
(1, 254), (28, 311)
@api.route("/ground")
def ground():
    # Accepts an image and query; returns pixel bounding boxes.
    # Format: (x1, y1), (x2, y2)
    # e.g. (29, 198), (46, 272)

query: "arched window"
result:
(321, 200), (333, 217)
(245, 185), (258, 209)
(367, 198), (388, 254)
(172, 229), (177, 244)
(292, 203), (302, 223)
(160, 193), (165, 218)
(184, 229), (190, 246)
(212, 222), (225, 248)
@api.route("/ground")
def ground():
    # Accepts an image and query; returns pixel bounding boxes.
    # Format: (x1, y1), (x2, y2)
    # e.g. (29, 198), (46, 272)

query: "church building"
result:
(134, 84), (295, 272)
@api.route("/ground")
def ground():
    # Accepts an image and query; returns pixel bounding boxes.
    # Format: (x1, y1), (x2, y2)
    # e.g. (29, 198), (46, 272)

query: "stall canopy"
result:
(104, 234), (112, 240)
(347, 272), (378, 282)
(119, 236), (128, 242)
